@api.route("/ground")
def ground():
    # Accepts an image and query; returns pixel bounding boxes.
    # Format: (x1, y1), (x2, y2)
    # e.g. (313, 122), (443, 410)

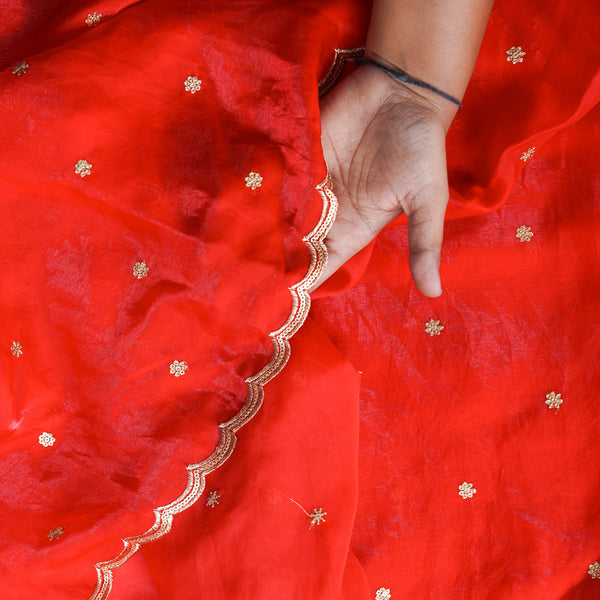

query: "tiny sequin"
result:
(506, 46), (526, 64)
(290, 497), (327, 528)
(516, 226), (533, 242)
(375, 589), (392, 600)
(10, 341), (23, 357)
(245, 172), (263, 190)
(589, 561), (600, 579)
(425, 319), (444, 336)
(206, 490), (220, 508)
(47, 527), (64, 541)
(458, 482), (476, 499)
(39, 432), (56, 447)
(12, 61), (29, 76)
(75, 159), (92, 177)
(170, 360), (188, 377)
(85, 12), (103, 27)
(133, 261), (149, 279)
(184, 76), (202, 94)
(545, 391), (563, 410)
(309, 507), (327, 528)
(520, 147), (535, 162)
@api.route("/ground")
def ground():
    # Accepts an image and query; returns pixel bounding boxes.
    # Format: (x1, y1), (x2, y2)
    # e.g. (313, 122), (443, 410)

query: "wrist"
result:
(358, 54), (458, 133)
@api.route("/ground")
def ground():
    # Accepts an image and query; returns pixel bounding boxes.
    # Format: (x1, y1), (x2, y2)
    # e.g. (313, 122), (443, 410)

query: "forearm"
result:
(365, 0), (494, 127)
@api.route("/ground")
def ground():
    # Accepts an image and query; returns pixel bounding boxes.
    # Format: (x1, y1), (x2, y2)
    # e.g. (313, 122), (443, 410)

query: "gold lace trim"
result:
(88, 175), (338, 599)
(318, 46), (364, 99)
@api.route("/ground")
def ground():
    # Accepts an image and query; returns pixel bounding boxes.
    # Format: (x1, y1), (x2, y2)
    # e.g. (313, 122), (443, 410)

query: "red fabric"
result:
(0, 0), (599, 599)
(313, 106), (600, 599)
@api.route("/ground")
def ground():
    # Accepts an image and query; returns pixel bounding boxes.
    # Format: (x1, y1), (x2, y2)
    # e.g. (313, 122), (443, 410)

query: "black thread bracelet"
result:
(354, 58), (463, 109)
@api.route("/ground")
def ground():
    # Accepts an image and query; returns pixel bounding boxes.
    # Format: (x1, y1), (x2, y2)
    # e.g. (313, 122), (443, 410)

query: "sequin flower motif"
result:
(206, 491), (220, 508)
(506, 46), (526, 64)
(290, 498), (327, 529)
(170, 360), (188, 377)
(375, 588), (392, 600)
(309, 508), (327, 528)
(132, 260), (149, 279)
(588, 561), (600, 579)
(184, 76), (202, 94)
(12, 61), (29, 76)
(545, 391), (563, 410)
(425, 319), (444, 336)
(458, 482), (476, 499)
(516, 226), (533, 242)
(75, 159), (92, 177)
(47, 527), (64, 541)
(245, 171), (263, 190)
(11, 341), (23, 357)
(39, 432), (56, 447)
(85, 12), (103, 27)
(520, 147), (535, 162)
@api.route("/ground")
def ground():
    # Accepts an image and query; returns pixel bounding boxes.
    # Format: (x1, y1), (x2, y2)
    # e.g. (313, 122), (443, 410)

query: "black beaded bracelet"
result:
(354, 58), (463, 109)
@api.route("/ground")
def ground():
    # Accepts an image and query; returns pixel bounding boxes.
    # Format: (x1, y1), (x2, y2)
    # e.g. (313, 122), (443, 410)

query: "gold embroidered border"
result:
(318, 46), (364, 99)
(88, 175), (338, 599)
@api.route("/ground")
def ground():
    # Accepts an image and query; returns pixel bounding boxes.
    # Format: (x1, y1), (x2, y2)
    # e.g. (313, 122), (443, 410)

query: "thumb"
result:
(406, 185), (448, 297)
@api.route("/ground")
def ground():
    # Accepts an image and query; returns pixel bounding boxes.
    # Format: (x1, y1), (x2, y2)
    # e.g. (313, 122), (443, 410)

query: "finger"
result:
(406, 189), (448, 298)
(312, 235), (346, 290)
(309, 189), (363, 291)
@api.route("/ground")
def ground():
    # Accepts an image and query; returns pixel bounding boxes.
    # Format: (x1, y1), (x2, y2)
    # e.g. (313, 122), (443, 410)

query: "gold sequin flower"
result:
(132, 260), (149, 279)
(12, 61), (29, 76)
(245, 171), (263, 190)
(506, 46), (526, 64)
(458, 482), (476, 499)
(309, 508), (327, 528)
(75, 159), (92, 177)
(520, 147), (535, 162)
(545, 391), (563, 410)
(206, 490), (220, 508)
(39, 432), (56, 447)
(85, 12), (103, 27)
(47, 527), (64, 541)
(588, 561), (600, 579)
(11, 341), (23, 357)
(425, 319), (444, 336)
(290, 498), (327, 529)
(516, 226), (533, 242)
(184, 75), (202, 94)
(375, 589), (392, 600)
(170, 360), (188, 377)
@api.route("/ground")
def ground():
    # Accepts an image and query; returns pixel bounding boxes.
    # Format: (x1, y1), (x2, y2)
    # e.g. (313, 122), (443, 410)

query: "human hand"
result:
(317, 63), (455, 297)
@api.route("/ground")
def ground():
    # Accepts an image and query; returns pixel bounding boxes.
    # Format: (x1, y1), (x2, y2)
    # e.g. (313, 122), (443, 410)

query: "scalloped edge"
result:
(318, 46), (364, 99)
(89, 174), (338, 599)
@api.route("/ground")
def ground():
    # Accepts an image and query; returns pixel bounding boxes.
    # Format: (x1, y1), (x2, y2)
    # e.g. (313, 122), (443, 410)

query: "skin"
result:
(318, 0), (494, 297)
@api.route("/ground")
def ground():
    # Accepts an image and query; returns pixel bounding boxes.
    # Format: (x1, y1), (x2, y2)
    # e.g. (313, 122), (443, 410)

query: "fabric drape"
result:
(0, 0), (599, 598)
